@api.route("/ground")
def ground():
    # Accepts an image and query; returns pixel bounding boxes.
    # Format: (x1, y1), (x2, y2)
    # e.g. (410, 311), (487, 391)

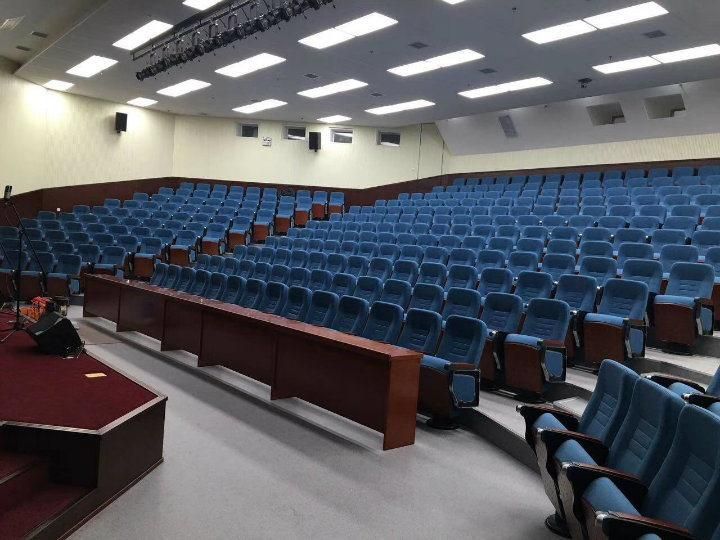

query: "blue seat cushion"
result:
(422, 355), (451, 372)
(422, 355), (477, 405)
(585, 313), (625, 328)
(532, 412), (567, 432)
(47, 272), (69, 280)
(505, 333), (541, 349)
(668, 382), (703, 397)
(709, 402), (720, 417)
(554, 439), (597, 466)
(654, 295), (696, 309)
(583, 477), (640, 516)
(638, 535), (662, 540)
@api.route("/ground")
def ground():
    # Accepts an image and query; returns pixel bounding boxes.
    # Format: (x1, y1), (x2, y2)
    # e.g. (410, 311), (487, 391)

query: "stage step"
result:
(0, 451), (90, 538)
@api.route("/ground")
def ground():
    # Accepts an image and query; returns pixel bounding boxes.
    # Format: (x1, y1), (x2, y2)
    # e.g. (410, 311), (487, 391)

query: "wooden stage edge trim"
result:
(0, 350), (167, 540)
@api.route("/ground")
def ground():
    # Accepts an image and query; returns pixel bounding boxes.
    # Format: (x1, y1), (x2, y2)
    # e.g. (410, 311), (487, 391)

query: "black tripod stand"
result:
(0, 186), (48, 343)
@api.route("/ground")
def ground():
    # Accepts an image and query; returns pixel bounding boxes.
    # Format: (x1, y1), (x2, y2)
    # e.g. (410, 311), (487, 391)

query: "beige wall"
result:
(442, 132), (720, 175)
(172, 116), (445, 188)
(0, 58), (175, 194)
(3, 57), (720, 193)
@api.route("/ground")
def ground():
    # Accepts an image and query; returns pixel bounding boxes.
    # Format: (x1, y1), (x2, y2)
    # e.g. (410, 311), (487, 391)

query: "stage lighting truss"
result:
(134, 0), (335, 81)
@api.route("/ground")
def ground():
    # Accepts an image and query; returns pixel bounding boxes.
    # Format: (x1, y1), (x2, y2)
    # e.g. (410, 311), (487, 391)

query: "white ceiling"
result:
(7, 0), (720, 127)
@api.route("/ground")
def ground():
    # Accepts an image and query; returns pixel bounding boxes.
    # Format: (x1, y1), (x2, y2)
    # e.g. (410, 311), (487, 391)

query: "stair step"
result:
(0, 452), (49, 516)
(0, 482), (91, 539)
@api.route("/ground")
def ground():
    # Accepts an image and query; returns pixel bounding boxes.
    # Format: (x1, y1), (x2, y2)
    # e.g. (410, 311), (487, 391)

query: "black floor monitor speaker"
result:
(309, 131), (321, 151)
(27, 312), (84, 356)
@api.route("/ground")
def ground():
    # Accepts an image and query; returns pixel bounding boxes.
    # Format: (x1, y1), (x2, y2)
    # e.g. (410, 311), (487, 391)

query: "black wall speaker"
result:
(27, 312), (84, 356)
(115, 112), (128, 133)
(309, 131), (321, 151)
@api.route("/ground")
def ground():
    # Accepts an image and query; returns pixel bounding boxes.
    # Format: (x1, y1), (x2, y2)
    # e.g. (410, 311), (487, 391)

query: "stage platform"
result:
(0, 313), (166, 539)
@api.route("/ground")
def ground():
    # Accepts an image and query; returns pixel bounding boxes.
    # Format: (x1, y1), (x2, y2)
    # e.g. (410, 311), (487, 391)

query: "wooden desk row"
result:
(83, 275), (422, 450)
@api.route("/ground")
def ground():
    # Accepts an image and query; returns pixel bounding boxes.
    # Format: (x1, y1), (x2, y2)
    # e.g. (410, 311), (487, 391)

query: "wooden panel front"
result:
(162, 298), (203, 355)
(83, 276), (120, 323)
(117, 286), (166, 340)
(199, 310), (277, 385)
(272, 333), (390, 433)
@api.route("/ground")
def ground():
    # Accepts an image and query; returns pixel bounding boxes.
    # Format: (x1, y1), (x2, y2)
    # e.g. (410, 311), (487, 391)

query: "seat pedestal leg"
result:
(544, 513), (571, 538)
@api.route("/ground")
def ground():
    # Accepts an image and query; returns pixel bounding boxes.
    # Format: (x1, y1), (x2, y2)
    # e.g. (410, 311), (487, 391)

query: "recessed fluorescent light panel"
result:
(299, 12), (397, 49)
(318, 115), (351, 123)
(593, 56), (660, 74)
(298, 79), (368, 99)
(216, 53), (286, 78)
(584, 2), (668, 29)
(388, 49), (484, 77)
(127, 97), (158, 107)
(66, 55), (118, 78)
(442, 0), (467, 4)
(233, 99), (287, 114)
(459, 77), (552, 98)
(113, 20), (173, 50)
(157, 79), (211, 97)
(652, 43), (720, 63)
(183, 0), (223, 10)
(524, 3), (669, 45)
(43, 80), (74, 91)
(366, 99), (435, 115)
(523, 20), (596, 44)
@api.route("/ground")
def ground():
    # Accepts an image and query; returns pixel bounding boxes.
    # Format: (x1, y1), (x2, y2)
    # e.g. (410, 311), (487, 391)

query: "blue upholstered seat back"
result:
(642, 406), (720, 538)
(397, 309), (442, 354)
(665, 263), (714, 299)
(480, 293), (523, 334)
(597, 279), (649, 320)
(578, 360), (638, 442)
(520, 298), (570, 341)
(436, 315), (487, 366)
(607, 379), (685, 484)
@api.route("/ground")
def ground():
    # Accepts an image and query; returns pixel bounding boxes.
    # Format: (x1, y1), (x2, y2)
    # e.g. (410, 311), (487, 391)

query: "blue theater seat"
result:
(304, 290), (339, 327)
(478, 292), (524, 387)
(621, 259), (663, 295)
(502, 298), (571, 397)
(361, 301), (404, 344)
(419, 315), (487, 427)
(574, 406), (720, 540)
(353, 276), (383, 304)
(330, 296), (370, 335)
(203, 272), (227, 300)
(281, 286), (311, 321)
(654, 262), (714, 349)
(258, 281), (289, 315)
(514, 271), (554, 307)
(442, 287), (482, 321)
(583, 278), (649, 368)
(408, 283), (444, 313)
(553, 379), (685, 538)
(220, 275), (245, 304)
(238, 278), (266, 309)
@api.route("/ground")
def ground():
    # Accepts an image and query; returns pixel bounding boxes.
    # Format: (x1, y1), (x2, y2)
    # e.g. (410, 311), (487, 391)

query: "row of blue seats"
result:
(149, 260), (580, 401)
(395, 179), (720, 201)
(0, 248), (122, 299)
(449, 165), (720, 186)
(227, 242), (716, 352)
(518, 359), (720, 539)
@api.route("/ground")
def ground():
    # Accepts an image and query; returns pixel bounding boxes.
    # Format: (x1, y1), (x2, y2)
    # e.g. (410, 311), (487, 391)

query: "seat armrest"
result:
(538, 430), (608, 465)
(516, 404), (580, 432)
(543, 339), (566, 350)
(643, 373), (706, 393)
(565, 463), (646, 508)
(596, 512), (692, 540)
(446, 362), (476, 371)
(686, 393), (720, 408)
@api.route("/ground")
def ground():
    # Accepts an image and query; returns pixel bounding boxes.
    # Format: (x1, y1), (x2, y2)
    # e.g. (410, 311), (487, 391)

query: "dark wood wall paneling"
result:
(11, 155), (720, 218)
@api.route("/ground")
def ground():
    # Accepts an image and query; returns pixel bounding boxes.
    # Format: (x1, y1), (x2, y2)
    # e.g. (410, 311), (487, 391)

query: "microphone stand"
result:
(0, 194), (48, 342)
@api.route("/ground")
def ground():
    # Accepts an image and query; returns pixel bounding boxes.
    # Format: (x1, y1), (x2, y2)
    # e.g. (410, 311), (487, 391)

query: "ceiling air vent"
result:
(587, 102), (626, 126)
(498, 115), (518, 138)
(0, 17), (24, 31)
(370, 92), (383, 97)
(480, 68), (497, 74)
(15, 45), (31, 51)
(409, 42), (428, 49)
(644, 94), (686, 119)
(304, 73), (319, 79)
(644, 30), (666, 39)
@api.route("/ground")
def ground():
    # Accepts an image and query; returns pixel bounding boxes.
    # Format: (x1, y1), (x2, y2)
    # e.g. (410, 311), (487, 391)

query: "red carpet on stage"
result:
(0, 316), (156, 430)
